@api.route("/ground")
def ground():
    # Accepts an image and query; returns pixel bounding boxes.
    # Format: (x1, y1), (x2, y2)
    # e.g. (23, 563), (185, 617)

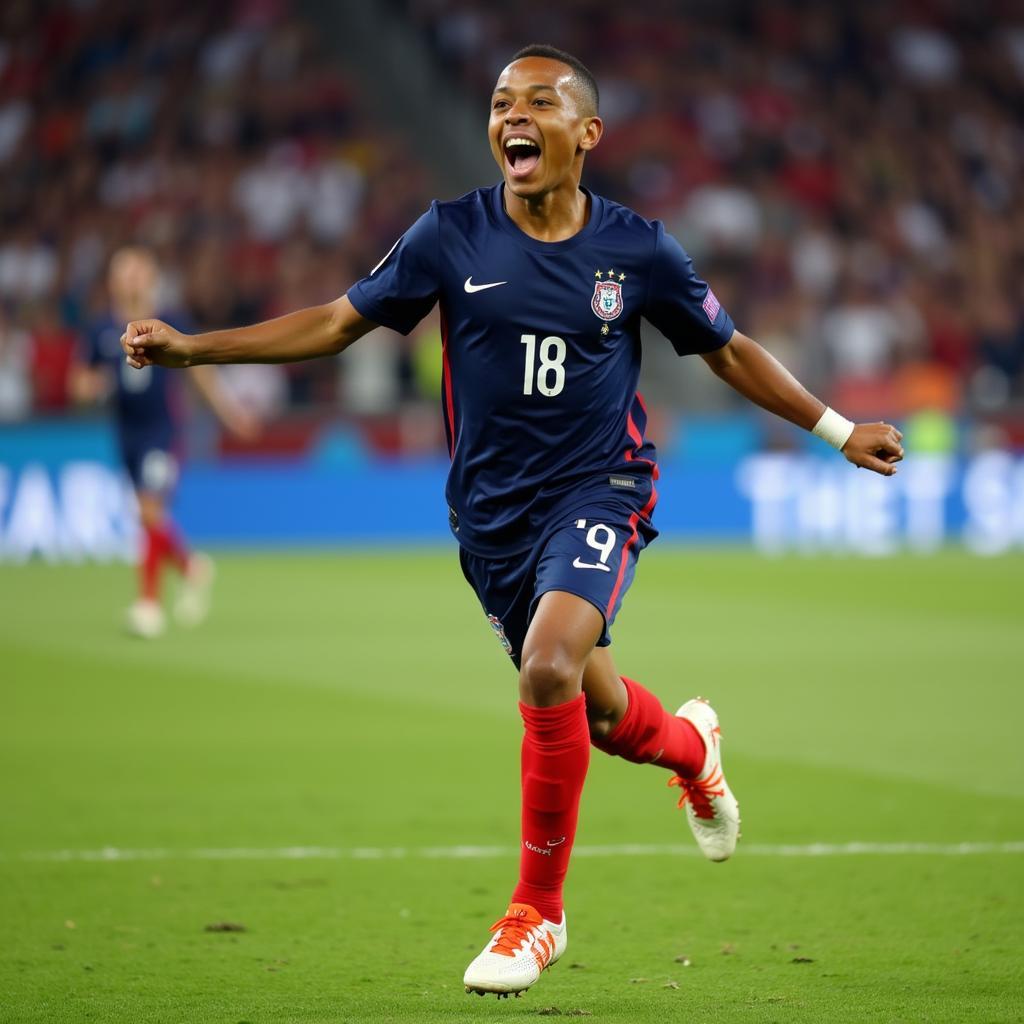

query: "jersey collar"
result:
(489, 184), (604, 253)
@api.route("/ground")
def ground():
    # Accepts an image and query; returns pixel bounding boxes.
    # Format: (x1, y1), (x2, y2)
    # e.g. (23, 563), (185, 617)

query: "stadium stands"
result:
(403, 0), (1024, 437)
(2, 0), (1023, 451)
(0, 0), (435, 431)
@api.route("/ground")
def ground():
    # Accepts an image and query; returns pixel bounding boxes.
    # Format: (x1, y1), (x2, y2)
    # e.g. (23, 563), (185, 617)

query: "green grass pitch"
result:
(1, 548), (1022, 1023)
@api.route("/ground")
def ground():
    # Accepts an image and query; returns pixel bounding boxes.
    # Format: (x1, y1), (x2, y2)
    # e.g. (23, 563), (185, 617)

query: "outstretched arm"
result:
(69, 363), (109, 405)
(188, 365), (261, 441)
(702, 330), (904, 476)
(121, 295), (376, 369)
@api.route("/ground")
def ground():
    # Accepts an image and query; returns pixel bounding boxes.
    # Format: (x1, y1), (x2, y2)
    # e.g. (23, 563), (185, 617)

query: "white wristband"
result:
(812, 407), (855, 451)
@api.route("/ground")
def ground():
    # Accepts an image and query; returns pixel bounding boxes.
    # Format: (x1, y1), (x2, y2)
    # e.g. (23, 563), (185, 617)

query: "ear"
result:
(579, 116), (603, 153)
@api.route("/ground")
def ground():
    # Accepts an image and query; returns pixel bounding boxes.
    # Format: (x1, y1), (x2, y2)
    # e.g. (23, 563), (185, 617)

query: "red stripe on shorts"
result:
(606, 511), (641, 618)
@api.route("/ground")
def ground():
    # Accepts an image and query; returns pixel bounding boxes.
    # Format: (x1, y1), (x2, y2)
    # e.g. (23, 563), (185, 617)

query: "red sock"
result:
(591, 677), (705, 779)
(139, 522), (190, 600)
(511, 694), (590, 922)
(157, 521), (189, 573)
(140, 524), (165, 601)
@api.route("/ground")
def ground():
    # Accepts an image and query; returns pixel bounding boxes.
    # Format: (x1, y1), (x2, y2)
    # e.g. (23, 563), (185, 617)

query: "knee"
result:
(137, 493), (164, 529)
(519, 647), (581, 707)
(586, 709), (617, 741)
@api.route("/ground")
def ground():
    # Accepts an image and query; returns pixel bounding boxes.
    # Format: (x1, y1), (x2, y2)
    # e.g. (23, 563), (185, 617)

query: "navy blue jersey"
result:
(84, 313), (187, 445)
(348, 185), (734, 556)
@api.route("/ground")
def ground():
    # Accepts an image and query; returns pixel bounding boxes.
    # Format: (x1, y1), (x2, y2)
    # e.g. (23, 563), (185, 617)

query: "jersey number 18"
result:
(521, 334), (566, 397)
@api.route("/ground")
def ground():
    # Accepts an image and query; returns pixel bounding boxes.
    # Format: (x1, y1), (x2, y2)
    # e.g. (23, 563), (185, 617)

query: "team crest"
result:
(487, 614), (514, 657)
(592, 279), (623, 321)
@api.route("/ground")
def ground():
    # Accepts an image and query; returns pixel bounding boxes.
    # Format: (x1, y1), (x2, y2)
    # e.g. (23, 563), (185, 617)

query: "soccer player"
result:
(120, 46), (903, 993)
(73, 246), (256, 638)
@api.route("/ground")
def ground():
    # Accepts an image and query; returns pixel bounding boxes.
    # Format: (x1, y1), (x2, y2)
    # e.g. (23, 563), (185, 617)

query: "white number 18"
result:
(521, 334), (566, 397)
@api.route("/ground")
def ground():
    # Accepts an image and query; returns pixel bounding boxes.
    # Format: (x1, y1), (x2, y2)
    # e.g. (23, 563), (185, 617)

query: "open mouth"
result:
(503, 136), (542, 179)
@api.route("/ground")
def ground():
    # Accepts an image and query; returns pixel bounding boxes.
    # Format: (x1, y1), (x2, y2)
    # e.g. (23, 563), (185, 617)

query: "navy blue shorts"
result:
(460, 501), (658, 667)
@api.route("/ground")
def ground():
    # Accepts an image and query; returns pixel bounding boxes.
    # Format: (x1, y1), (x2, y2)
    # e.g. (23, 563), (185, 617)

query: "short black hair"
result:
(509, 44), (599, 116)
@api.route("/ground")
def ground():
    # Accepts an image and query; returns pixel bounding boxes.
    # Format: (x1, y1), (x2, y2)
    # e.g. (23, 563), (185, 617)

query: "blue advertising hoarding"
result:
(1, 421), (1023, 560)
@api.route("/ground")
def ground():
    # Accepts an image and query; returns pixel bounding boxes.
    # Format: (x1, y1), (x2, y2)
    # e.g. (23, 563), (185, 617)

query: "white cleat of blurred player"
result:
(174, 552), (215, 627)
(126, 599), (165, 639)
(669, 698), (740, 862)
(464, 903), (566, 997)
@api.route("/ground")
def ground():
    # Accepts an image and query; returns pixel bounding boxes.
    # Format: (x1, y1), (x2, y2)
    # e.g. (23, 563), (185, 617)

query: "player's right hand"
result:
(121, 319), (193, 369)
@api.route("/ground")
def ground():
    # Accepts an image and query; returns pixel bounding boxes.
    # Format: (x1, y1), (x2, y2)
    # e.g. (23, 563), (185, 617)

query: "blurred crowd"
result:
(409, 0), (1024, 433)
(0, 0), (434, 430)
(3, 0), (1024, 449)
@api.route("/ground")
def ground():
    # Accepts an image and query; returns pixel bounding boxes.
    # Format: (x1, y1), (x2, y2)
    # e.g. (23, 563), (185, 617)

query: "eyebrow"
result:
(492, 84), (559, 95)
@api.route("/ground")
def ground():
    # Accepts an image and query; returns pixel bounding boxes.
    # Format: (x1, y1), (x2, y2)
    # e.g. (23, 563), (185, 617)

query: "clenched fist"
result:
(121, 319), (194, 368)
(843, 422), (904, 476)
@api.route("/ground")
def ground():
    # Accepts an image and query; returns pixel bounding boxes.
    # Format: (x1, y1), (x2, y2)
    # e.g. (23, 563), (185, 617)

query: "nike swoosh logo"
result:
(546, 837), (566, 846)
(572, 557), (611, 572)
(464, 277), (507, 293)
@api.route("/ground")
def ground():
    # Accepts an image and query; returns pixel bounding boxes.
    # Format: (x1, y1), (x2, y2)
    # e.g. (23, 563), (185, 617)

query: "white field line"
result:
(8, 841), (1024, 864)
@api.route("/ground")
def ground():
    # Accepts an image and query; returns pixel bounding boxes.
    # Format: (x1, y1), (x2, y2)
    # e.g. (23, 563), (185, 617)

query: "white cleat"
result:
(669, 698), (740, 862)
(174, 553), (215, 627)
(464, 903), (567, 997)
(126, 599), (165, 639)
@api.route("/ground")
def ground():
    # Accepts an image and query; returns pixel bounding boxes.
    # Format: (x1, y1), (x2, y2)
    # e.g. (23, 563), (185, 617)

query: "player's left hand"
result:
(842, 422), (904, 476)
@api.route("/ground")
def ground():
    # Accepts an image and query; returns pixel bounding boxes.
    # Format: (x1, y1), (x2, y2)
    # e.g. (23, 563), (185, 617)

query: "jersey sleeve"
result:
(347, 204), (441, 335)
(642, 223), (735, 355)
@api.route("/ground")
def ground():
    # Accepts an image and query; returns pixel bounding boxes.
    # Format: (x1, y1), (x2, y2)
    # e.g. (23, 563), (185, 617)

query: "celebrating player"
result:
(120, 46), (903, 992)
(73, 246), (256, 638)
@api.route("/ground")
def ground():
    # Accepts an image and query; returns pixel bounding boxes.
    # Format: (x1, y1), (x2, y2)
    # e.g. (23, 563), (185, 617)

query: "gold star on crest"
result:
(618, 272), (626, 281)
(607, 268), (616, 278)
(594, 269), (603, 279)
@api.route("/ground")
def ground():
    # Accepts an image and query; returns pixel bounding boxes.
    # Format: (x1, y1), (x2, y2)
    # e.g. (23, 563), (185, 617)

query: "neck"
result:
(502, 178), (589, 243)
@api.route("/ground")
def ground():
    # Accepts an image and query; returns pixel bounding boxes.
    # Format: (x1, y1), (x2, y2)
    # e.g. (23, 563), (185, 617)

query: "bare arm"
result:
(121, 295), (375, 369)
(69, 364), (109, 405)
(188, 365), (260, 440)
(702, 330), (904, 476)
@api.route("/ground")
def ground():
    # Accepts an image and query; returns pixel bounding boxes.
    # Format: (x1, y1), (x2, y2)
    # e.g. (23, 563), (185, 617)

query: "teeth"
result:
(505, 138), (538, 150)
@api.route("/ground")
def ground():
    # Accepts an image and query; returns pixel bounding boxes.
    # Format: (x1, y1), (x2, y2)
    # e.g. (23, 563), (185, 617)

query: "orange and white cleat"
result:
(463, 903), (566, 997)
(669, 698), (740, 862)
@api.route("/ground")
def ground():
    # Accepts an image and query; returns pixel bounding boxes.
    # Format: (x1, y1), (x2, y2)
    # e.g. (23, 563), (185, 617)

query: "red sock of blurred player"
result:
(591, 676), (705, 778)
(140, 524), (164, 601)
(140, 522), (189, 600)
(511, 694), (590, 922)
(159, 521), (189, 573)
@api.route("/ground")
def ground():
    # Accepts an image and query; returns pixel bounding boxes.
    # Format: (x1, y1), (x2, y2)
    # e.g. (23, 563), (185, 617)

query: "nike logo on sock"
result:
(464, 277), (507, 293)
(546, 837), (566, 846)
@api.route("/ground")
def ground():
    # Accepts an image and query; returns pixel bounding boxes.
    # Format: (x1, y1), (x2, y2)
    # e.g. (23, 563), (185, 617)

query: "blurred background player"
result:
(72, 246), (257, 637)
